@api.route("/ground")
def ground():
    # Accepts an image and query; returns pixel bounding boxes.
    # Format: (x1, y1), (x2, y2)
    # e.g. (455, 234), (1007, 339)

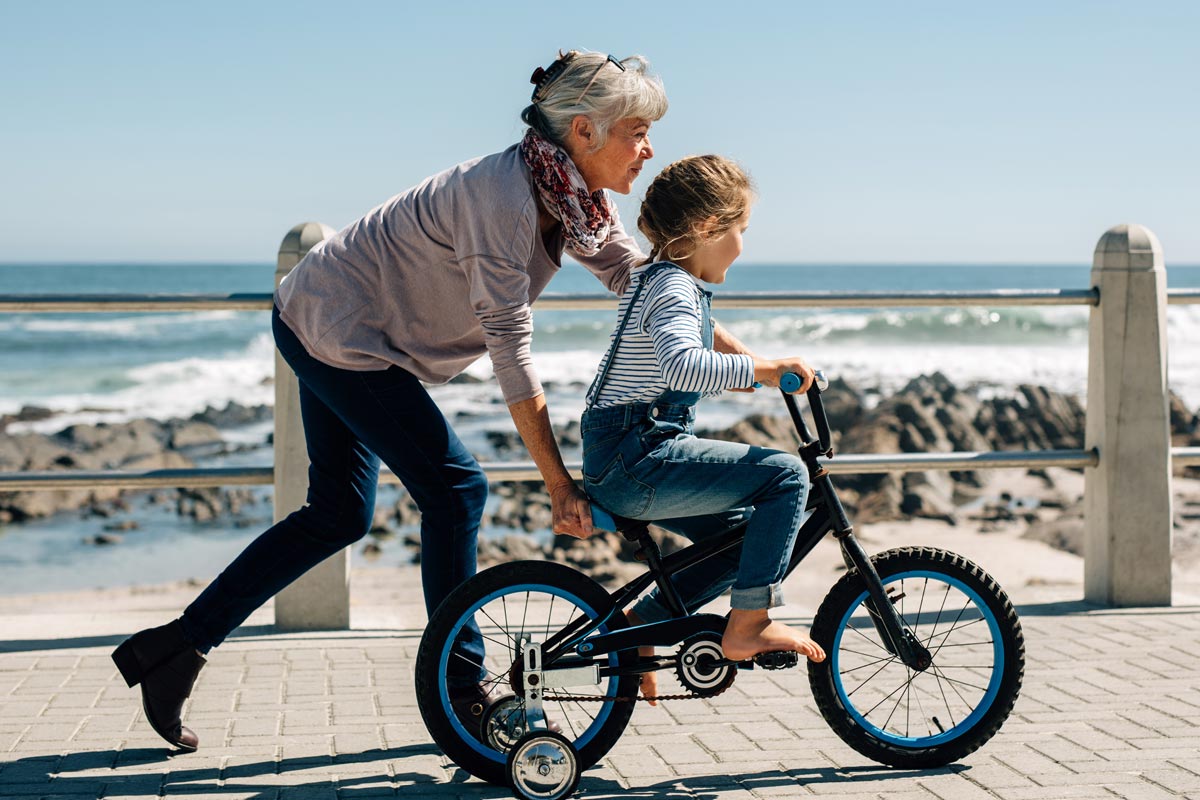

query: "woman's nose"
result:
(642, 138), (654, 160)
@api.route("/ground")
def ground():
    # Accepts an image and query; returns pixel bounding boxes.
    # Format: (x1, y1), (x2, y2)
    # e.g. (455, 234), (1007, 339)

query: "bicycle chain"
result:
(544, 676), (736, 704)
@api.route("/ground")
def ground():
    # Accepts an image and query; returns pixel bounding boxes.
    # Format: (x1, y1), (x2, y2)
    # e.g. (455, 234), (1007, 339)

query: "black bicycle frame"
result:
(542, 384), (933, 674)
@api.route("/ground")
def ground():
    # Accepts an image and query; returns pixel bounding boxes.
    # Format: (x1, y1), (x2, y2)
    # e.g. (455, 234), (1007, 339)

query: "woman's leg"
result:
(178, 376), (380, 651)
(179, 311), (383, 651)
(332, 365), (489, 686)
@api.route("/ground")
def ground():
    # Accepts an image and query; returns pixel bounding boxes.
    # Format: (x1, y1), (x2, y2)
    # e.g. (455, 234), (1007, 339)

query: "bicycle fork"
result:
(815, 470), (932, 672)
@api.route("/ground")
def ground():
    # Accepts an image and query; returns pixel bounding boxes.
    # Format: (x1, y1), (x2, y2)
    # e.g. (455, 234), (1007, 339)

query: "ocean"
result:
(2, 261), (1199, 594)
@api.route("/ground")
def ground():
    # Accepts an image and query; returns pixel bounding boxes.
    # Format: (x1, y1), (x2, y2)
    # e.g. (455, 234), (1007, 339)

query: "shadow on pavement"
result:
(0, 746), (964, 798)
(0, 624), (427, 654)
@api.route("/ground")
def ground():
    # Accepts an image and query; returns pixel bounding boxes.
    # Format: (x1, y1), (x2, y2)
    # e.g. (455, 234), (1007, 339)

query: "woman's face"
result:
(570, 117), (654, 194)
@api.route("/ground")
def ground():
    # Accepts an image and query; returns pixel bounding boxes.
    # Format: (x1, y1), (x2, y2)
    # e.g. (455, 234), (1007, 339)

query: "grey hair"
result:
(521, 51), (668, 151)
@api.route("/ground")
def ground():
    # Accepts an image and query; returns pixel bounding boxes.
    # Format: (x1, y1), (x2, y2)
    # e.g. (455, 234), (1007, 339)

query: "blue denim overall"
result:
(581, 263), (810, 624)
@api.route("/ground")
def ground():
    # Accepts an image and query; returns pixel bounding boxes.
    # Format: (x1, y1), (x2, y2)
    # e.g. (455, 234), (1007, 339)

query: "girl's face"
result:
(680, 197), (752, 284)
(568, 117), (654, 194)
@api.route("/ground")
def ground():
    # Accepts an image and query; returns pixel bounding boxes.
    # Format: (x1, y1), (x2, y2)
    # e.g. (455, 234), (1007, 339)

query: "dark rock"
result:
(83, 532), (124, 546)
(190, 402), (272, 429)
(167, 420), (223, 449)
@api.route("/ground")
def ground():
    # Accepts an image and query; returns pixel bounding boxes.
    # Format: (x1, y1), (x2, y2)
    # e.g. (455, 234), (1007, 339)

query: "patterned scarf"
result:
(519, 128), (613, 257)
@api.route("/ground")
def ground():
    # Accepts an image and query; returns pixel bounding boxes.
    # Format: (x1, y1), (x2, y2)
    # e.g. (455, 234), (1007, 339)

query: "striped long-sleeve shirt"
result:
(588, 263), (755, 408)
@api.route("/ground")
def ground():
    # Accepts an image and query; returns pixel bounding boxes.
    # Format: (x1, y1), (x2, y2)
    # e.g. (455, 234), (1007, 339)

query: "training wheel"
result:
(507, 729), (581, 800)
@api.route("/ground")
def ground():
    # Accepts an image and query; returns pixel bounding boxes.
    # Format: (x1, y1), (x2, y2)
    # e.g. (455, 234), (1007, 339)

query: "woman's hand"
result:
(549, 481), (596, 539)
(753, 357), (817, 393)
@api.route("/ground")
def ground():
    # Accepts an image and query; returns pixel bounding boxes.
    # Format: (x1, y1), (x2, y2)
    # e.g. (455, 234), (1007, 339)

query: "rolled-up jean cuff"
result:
(730, 583), (785, 611)
(631, 594), (673, 625)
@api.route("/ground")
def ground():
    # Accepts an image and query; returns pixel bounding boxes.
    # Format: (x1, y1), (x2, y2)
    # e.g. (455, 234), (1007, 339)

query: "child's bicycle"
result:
(415, 373), (1025, 800)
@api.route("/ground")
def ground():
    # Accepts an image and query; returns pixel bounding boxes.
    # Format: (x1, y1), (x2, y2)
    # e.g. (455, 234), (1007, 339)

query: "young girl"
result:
(580, 155), (825, 700)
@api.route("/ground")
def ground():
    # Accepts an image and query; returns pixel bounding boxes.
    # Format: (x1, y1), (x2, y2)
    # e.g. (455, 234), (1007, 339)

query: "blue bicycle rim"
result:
(831, 570), (1004, 748)
(438, 583), (619, 762)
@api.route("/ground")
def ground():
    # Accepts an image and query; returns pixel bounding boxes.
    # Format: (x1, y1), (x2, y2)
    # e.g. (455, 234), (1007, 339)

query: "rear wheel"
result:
(808, 547), (1024, 768)
(415, 561), (638, 785)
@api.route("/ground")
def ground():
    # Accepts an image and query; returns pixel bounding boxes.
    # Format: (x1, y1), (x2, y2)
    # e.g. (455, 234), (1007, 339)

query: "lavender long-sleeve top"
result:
(276, 144), (642, 404)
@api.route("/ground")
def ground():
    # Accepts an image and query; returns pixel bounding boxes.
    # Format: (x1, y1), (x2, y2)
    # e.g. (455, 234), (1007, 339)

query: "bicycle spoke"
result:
(520, 591), (530, 654)
(930, 598), (974, 660)
(479, 606), (513, 650)
(451, 650), (506, 682)
(839, 652), (900, 674)
(846, 657), (900, 699)
(924, 581), (952, 649)
(881, 667), (915, 734)
(846, 620), (893, 655)
(910, 670), (935, 737)
(930, 638), (992, 648)
(927, 664), (989, 694)
(861, 675), (911, 718)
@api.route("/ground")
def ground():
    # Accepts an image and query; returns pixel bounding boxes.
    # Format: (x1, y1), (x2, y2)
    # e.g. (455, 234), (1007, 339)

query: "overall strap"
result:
(585, 262), (678, 408)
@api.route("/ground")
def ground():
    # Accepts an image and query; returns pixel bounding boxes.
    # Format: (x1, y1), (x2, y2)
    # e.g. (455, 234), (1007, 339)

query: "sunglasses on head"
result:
(530, 52), (626, 105)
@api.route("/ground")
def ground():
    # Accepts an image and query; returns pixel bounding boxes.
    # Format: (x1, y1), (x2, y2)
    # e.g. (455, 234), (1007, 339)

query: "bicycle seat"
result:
(589, 503), (646, 542)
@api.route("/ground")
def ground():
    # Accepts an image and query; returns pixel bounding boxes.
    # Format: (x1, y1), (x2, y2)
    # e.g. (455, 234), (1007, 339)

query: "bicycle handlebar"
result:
(781, 370), (833, 457)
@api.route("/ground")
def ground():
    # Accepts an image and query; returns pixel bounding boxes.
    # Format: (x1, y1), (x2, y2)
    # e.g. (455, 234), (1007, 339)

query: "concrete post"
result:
(1084, 224), (1173, 606)
(272, 222), (346, 630)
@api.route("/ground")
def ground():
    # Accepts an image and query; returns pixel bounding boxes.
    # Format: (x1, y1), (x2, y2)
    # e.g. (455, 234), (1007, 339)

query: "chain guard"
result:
(674, 633), (737, 695)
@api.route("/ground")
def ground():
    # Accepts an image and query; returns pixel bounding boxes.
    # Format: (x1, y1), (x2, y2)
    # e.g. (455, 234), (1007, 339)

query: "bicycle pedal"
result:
(752, 651), (799, 670)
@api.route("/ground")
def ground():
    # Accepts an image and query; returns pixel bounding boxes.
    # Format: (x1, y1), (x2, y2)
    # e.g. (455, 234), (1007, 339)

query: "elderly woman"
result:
(108, 50), (667, 752)
(110, 49), (779, 752)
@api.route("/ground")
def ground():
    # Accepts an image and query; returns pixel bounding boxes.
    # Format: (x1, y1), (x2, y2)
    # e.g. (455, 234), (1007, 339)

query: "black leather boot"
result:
(111, 620), (205, 752)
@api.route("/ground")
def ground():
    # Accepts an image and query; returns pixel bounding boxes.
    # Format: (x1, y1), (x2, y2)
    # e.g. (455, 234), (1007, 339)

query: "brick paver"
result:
(2, 569), (1200, 799)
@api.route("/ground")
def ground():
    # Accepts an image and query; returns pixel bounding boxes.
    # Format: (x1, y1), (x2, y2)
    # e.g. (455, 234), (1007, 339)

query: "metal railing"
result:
(2, 288), (1196, 490)
(1, 222), (1195, 614)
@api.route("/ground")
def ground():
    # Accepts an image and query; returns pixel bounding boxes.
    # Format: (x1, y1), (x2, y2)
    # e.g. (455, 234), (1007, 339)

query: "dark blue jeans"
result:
(179, 307), (487, 684)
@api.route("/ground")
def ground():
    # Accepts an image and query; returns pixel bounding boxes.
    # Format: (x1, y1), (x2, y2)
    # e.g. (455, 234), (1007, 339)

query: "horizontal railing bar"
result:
(0, 288), (1115, 313)
(1175, 447), (1200, 467)
(818, 449), (1098, 473)
(542, 289), (1103, 309)
(0, 294), (273, 312)
(6, 447), (1161, 491)
(4, 288), (1199, 314)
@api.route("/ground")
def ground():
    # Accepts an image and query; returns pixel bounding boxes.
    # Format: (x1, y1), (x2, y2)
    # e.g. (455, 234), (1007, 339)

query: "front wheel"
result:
(809, 547), (1024, 768)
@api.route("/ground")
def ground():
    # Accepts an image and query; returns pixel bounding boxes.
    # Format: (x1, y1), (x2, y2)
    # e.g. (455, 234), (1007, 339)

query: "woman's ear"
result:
(568, 115), (596, 150)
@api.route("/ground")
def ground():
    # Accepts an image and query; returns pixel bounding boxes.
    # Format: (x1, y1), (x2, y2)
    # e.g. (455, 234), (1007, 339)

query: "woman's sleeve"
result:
(463, 254), (542, 404)
(572, 206), (643, 296)
(640, 273), (755, 393)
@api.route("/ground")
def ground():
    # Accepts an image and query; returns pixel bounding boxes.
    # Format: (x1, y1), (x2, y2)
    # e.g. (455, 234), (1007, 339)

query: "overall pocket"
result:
(582, 454), (656, 519)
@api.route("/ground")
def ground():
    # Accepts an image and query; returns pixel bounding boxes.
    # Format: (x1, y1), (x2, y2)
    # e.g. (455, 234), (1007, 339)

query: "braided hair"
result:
(638, 155), (754, 262)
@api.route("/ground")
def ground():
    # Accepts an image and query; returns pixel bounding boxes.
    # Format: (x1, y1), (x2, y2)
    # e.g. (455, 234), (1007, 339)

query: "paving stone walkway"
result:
(2, 569), (1200, 799)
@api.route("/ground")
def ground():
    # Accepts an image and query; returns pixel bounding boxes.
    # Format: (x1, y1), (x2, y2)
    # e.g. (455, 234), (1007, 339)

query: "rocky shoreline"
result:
(4, 375), (1199, 584)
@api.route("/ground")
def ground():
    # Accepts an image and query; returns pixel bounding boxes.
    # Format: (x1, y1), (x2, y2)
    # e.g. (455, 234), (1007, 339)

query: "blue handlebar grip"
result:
(780, 372), (802, 393)
(590, 504), (618, 534)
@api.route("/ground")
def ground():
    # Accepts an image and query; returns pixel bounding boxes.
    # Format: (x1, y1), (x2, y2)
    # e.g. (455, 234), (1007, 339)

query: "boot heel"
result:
(111, 640), (143, 687)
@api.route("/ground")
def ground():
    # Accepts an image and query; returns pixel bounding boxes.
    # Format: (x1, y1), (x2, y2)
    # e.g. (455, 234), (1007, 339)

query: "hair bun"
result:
(530, 66), (546, 85)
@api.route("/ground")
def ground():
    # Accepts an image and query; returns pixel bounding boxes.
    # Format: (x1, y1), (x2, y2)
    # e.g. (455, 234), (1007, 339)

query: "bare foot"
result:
(625, 609), (658, 706)
(722, 609), (826, 663)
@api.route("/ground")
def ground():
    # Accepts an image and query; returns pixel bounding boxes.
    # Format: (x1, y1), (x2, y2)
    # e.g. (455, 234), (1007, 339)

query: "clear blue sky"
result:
(1, 0), (1196, 264)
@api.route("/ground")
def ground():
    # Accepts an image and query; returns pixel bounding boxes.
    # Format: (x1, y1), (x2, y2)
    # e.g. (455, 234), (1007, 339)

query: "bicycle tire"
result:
(808, 546), (1024, 768)
(415, 561), (638, 785)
